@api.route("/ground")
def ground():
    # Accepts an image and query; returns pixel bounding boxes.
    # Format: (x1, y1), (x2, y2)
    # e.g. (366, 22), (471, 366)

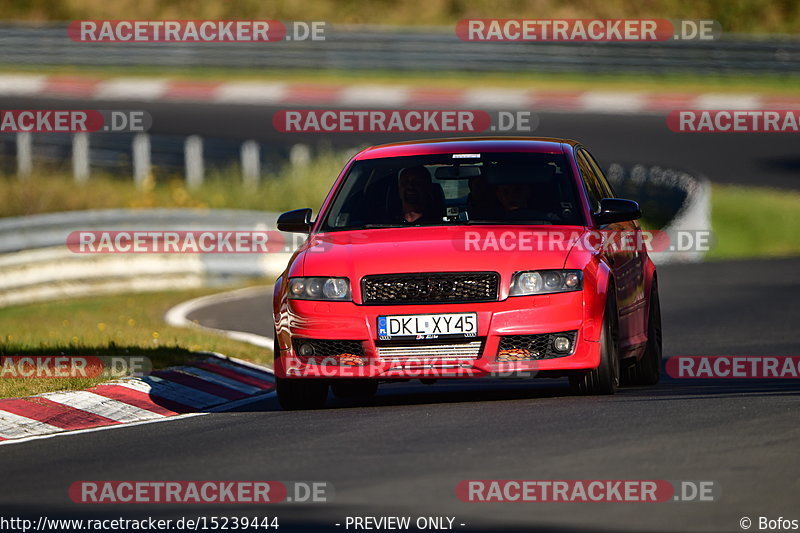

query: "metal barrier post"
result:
(241, 140), (261, 186)
(72, 132), (90, 183)
(185, 135), (204, 190)
(16, 132), (32, 179)
(132, 133), (151, 190)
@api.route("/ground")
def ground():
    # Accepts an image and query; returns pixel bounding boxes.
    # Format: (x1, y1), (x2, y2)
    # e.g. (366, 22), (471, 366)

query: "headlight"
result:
(510, 270), (582, 296)
(289, 277), (351, 301)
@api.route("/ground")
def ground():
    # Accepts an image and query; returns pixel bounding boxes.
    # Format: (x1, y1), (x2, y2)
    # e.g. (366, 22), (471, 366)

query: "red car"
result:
(272, 137), (662, 410)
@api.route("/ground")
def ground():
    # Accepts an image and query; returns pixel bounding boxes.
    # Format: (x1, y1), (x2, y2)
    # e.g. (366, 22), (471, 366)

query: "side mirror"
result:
(593, 198), (641, 226)
(277, 208), (313, 233)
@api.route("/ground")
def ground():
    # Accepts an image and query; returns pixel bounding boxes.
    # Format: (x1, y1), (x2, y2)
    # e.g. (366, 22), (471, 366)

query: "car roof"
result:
(353, 137), (581, 160)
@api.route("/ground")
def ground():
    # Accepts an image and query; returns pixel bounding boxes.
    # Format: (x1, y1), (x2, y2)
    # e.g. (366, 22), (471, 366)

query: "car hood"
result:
(297, 226), (587, 278)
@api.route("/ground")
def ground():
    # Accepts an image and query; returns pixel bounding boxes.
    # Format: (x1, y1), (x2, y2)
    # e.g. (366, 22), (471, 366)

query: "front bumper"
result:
(274, 292), (600, 379)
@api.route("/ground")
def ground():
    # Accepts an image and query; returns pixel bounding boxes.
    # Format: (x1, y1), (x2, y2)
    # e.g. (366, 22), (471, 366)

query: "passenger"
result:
(396, 166), (438, 223)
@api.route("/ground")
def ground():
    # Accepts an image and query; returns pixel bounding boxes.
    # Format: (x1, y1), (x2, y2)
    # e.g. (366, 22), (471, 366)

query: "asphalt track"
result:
(1, 96), (799, 532)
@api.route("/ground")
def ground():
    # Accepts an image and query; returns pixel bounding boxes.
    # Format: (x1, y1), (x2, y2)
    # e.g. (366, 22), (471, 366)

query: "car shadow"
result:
(223, 375), (800, 413)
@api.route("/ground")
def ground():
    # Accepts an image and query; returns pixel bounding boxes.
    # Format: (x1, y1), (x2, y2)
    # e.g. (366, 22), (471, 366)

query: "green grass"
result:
(0, 286), (273, 398)
(3, 64), (800, 96)
(5, 0), (800, 34)
(708, 184), (800, 259)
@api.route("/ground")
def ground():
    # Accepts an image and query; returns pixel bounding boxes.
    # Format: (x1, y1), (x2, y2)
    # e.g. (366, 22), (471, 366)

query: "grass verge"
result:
(0, 286), (273, 398)
(708, 184), (800, 260)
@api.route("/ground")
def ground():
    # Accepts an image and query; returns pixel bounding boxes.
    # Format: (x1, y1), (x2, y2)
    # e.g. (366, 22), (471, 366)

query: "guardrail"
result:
(0, 24), (798, 75)
(0, 209), (294, 307)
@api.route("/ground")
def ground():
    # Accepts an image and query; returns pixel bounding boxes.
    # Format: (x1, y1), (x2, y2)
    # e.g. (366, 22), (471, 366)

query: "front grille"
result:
(292, 338), (367, 366)
(362, 272), (499, 305)
(378, 340), (483, 360)
(496, 331), (578, 362)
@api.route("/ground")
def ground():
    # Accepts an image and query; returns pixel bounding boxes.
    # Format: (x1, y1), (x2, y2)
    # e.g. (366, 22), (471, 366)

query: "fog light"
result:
(564, 272), (581, 288)
(553, 336), (571, 353)
(298, 343), (315, 357)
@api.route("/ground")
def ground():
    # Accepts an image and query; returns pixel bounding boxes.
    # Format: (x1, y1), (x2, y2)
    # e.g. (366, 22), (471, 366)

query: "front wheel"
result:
(623, 282), (662, 386)
(274, 333), (328, 410)
(276, 378), (329, 410)
(570, 290), (620, 395)
(331, 380), (379, 401)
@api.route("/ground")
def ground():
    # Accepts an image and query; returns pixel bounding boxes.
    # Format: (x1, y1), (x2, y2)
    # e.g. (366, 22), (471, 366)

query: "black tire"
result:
(331, 380), (379, 401)
(623, 283), (662, 386)
(570, 290), (620, 395)
(274, 333), (329, 410)
(276, 378), (329, 410)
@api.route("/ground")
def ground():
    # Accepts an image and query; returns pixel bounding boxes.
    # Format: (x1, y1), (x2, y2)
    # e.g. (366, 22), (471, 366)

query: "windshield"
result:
(320, 152), (584, 231)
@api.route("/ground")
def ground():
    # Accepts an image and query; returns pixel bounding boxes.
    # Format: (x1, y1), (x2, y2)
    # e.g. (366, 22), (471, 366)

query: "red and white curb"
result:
(0, 353), (274, 445)
(1, 74), (798, 114)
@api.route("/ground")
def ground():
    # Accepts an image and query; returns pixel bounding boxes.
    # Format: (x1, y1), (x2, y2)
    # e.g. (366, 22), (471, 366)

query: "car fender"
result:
(564, 246), (612, 343)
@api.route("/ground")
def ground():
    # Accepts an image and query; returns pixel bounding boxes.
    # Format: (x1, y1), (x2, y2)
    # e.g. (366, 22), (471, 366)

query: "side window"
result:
(583, 150), (615, 198)
(576, 149), (603, 213)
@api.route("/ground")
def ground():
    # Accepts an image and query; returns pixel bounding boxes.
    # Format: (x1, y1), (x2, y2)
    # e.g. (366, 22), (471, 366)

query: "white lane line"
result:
(42, 390), (165, 424)
(463, 88), (530, 109)
(114, 375), (228, 408)
(581, 92), (647, 113)
(693, 93), (762, 109)
(94, 78), (168, 100)
(0, 410), (64, 440)
(338, 85), (410, 106)
(175, 366), (263, 395)
(164, 285), (274, 348)
(215, 82), (287, 104)
(0, 75), (46, 96)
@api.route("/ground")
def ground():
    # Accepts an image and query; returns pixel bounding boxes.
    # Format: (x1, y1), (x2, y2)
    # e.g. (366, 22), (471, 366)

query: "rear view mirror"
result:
(277, 208), (313, 233)
(434, 165), (482, 179)
(593, 198), (641, 225)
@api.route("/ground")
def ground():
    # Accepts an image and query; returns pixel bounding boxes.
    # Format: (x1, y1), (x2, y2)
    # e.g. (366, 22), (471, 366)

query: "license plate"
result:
(378, 313), (477, 341)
